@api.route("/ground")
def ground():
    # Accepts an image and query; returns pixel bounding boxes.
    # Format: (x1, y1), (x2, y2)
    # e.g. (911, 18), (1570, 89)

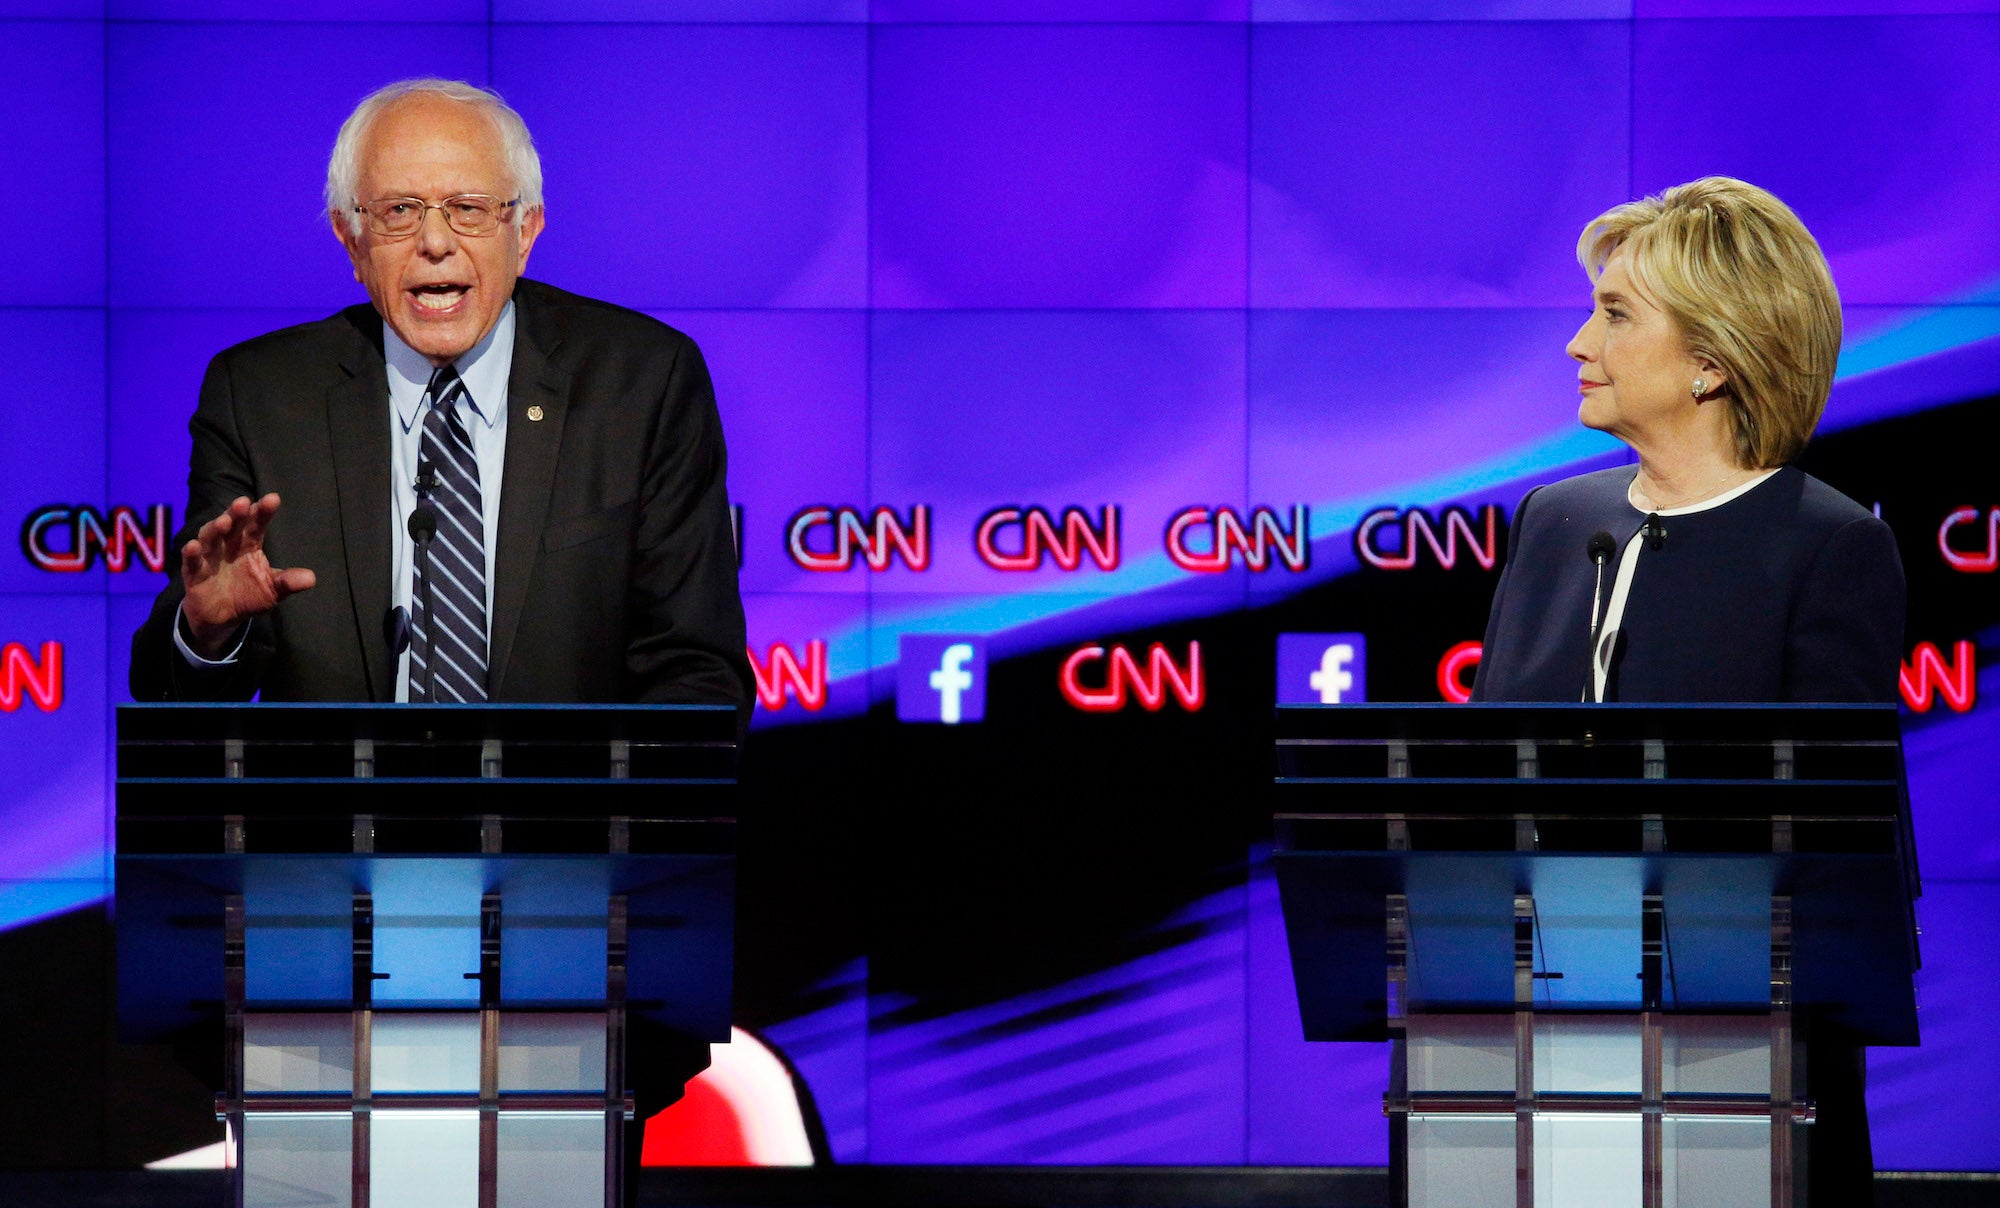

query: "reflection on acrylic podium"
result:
(1273, 704), (1919, 1208)
(114, 703), (737, 1208)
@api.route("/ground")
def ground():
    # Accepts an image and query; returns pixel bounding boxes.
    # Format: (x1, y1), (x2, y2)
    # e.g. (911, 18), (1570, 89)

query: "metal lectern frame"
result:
(1272, 703), (1919, 1208)
(115, 702), (737, 1208)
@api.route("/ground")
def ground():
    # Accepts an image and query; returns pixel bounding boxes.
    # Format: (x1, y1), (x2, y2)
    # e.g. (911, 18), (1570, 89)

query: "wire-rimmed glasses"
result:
(353, 195), (521, 238)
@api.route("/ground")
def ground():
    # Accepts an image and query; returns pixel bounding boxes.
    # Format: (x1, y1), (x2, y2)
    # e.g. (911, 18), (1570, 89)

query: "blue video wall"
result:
(2, 0), (1997, 1174)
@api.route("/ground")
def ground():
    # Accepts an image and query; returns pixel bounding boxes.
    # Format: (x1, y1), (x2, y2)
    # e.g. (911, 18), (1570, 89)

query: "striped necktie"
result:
(410, 364), (488, 703)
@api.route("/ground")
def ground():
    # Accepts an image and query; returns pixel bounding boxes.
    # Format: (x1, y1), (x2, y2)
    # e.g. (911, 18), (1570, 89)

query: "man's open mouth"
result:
(411, 284), (470, 312)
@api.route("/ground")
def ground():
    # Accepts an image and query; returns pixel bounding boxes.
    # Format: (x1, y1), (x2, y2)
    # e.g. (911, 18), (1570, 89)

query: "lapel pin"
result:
(526, 405), (545, 422)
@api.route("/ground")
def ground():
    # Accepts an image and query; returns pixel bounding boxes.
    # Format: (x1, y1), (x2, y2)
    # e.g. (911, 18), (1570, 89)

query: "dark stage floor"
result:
(1, 1167), (1996, 1208)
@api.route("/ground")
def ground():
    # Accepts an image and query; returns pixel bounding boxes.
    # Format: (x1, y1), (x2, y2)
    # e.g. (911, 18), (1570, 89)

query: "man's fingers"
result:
(225, 497), (262, 556)
(273, 566), (317, 600)
(197, 510), (235, 547)
(235, 510), (266, 551)
(197, 497), (255, 553)
(240, 493), (282, 548)
(188, 496), (285, 593)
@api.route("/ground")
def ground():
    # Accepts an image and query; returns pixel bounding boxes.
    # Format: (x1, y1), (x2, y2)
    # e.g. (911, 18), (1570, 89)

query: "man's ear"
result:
(332, 209), (364, 283)
(516, 205), (545, 274)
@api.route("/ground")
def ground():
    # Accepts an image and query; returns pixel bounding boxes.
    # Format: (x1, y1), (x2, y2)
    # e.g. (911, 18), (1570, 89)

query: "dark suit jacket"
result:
(131, 278), (752, 720)
(1470, 464), (1905, 704)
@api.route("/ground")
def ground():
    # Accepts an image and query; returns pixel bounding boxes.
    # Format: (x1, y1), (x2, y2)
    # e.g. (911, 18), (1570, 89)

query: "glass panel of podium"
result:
(1274, 703), (1919, 1208)
(116, 703), (737, 1208)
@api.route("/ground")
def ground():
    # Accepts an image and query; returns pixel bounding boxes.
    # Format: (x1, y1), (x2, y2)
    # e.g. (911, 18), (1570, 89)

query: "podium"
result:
(114, 703), (737, 1208)
(1272, 703), (1918, 1208)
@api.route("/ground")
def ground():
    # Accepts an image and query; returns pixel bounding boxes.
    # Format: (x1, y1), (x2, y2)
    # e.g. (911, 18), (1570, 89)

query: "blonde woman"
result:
(1471, 176), (1899, 1203)
(1473, 176), (1903, 705)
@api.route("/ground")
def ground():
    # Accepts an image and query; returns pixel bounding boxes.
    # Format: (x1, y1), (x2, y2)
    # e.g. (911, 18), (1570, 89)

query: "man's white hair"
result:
(326, 78), (543, 237)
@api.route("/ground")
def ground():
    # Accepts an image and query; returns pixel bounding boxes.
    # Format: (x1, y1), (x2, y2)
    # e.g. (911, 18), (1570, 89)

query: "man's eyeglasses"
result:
(353, 195), (520, 238)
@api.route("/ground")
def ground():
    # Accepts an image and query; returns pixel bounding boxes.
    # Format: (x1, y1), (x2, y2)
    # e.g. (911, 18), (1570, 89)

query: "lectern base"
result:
(1392, 1011), (1821, 1208)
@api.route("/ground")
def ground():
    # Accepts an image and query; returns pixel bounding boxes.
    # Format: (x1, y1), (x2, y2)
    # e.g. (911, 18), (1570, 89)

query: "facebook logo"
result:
(1277, 633), (1367, 704)
(898, 635), (988, 724)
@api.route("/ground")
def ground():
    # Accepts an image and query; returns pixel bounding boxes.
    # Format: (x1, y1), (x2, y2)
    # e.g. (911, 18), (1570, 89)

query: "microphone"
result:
(408, 506), (438, 703)
(408, 506), (437, 546)
(384, 606), (410, 655)
(1642, 513), (1667, 551)
(1585, 531), (1616, 702)
(414, 457), (440, 500)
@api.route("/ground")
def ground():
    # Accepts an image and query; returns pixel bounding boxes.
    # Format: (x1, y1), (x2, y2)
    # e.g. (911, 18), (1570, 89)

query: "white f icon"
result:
(930, 643), (977, 724)
(1309, 643), (1355, 703)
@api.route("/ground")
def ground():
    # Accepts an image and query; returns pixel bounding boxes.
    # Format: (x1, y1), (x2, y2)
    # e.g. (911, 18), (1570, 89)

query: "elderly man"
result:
(128, 79), (750, 1202)
(131, 78), (750, 718)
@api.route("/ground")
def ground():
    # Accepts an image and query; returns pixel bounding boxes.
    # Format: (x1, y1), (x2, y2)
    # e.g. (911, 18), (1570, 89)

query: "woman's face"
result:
(1567, 246), (1711, 445)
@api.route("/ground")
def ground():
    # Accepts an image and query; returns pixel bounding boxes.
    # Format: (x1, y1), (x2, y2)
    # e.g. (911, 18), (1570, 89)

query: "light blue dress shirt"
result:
(386, 304), (513, 701)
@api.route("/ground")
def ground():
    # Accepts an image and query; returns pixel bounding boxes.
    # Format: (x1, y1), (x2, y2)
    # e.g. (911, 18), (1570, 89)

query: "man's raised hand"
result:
(179, 493), (317, 657)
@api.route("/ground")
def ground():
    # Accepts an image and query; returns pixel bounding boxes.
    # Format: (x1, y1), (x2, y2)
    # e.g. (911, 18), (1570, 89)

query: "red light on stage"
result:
(1165, 506), (1308, 573)
(20, 504), (171, 573)
(786, 505), (930, 572)
(748, 641), (827, 712)
(1901, 640), (1977, 713)
(1060, 641), (1204, 712)
(1436, 641), (1481, 703)
(643, 1027), (815, 1167)
(649, 1075), (757, 1166)
(1356, 505), (1501, 571)
(1938, 507), (1998, 572)
(0, 642), (63, 713)
(975, 505), (1120, 571)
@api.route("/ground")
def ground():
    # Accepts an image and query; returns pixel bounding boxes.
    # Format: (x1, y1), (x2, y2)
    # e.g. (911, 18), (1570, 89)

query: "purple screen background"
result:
(2, 2), (1997, 1173)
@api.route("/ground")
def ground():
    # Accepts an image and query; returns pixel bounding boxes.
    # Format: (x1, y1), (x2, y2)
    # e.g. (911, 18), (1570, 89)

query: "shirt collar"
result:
(386, 300), (517, 434)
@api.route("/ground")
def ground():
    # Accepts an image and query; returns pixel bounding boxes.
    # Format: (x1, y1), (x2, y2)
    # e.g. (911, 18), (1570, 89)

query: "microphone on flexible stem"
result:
(1585, 530), (1617, 702)
(408, 505), (438, 703)
(384, 606), (410, 655)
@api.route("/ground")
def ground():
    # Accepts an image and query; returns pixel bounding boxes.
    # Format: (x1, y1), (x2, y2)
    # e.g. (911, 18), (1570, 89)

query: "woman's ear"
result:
(1691, 361), (1727, 399)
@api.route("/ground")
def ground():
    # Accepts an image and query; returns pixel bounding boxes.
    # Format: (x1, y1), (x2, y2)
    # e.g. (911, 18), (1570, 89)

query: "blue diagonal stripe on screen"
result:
(866, 888), (1244, 1161)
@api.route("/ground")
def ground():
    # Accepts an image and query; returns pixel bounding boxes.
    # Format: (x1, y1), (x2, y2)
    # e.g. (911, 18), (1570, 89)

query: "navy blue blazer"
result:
(1470, 465), (1905, 704)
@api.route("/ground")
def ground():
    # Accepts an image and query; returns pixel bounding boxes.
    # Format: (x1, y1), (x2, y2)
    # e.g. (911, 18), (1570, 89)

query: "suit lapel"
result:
(327, 310), (394, 702)
(489, 296), (571, 699)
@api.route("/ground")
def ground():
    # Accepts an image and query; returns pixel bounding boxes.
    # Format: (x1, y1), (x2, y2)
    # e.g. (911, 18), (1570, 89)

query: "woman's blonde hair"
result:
(1578, 177), (1841, 468)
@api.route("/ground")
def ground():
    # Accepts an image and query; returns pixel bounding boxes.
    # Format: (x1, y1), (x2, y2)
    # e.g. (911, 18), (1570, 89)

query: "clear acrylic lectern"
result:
(1273, 703), (1918, 1208)
(115, 702), (737, 1208)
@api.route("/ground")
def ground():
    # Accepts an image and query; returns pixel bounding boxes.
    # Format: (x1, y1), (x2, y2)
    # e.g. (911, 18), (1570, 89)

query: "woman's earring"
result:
(1691, 377), (1707, 399)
